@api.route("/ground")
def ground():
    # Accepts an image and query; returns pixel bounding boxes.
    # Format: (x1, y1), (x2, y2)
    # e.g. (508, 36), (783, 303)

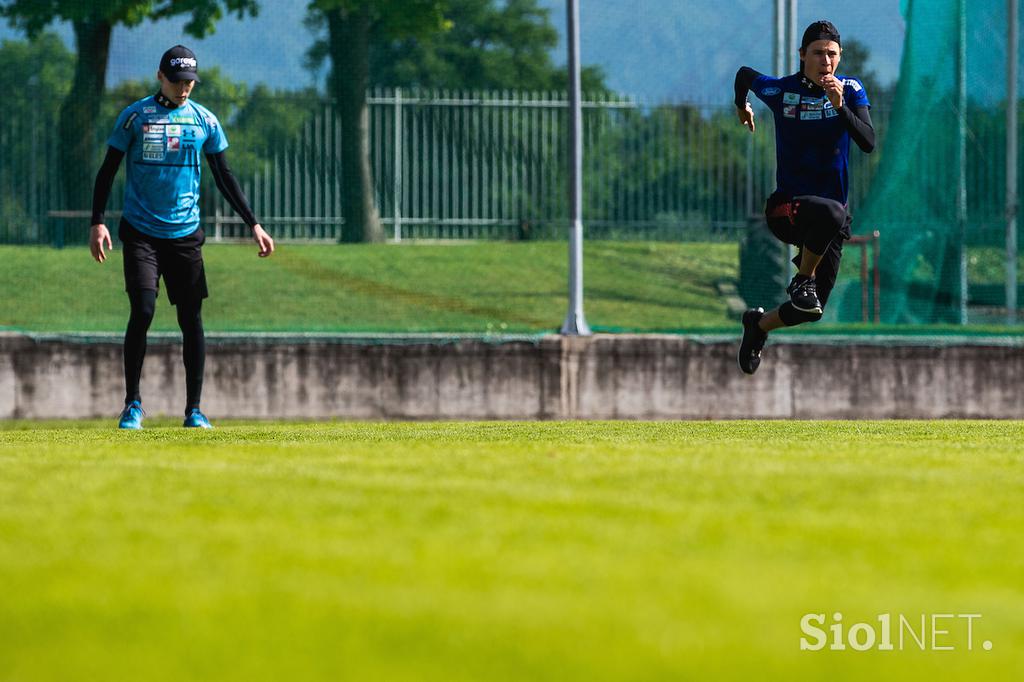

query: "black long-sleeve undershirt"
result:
(90, 146), (260, 229)
(734, 66), (761, 108)
(733, 66), (875, 153)
(91, 146), (124, 225)
(205, 151), (258, 229)
(839, 105), (875, 153)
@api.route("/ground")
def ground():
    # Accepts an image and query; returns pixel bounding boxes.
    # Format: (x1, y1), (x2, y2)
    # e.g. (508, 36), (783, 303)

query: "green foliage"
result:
(0, 31), (73, 110)
(369, 0), (605, 91)
(836, 37), (889, 102)
(0, 32), (75, 237)
(304, 0), (605, 92)
(306, 0), (448, 39)
(0, 0), (259, 38)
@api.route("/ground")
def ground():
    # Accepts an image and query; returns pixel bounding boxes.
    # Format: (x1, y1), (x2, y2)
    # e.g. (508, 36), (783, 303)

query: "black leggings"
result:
(124, 290), (205, 412)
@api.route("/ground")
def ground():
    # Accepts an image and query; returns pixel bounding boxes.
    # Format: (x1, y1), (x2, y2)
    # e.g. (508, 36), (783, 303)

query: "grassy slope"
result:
(1, 421), (1022, 681)
(0, 242), (736, 333)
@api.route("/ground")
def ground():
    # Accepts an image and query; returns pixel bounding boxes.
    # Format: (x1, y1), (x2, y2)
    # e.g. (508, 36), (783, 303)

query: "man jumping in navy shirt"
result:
(734, 20), (875, 374)
(89, 46), (275, 428)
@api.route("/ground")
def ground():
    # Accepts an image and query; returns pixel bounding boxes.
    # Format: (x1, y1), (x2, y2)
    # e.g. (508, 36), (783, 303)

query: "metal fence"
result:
(2, 88), (893, 245)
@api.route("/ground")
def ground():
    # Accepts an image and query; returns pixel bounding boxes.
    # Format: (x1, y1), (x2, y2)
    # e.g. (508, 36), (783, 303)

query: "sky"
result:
(0, 0), (907, 102)
(540, 0), (906, 101)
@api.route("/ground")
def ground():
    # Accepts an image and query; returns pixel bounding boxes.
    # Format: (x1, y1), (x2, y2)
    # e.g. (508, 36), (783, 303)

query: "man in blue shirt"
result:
(733, 20), (876, 374)
(89, 45), (275, 428)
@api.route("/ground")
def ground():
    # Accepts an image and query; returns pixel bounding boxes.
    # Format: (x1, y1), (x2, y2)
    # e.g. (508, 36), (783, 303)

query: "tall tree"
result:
(306, 0), (602, 243)
(368, 0), (605, 92)
(0, 0), (259, 212)
(306, 0), (449, 243)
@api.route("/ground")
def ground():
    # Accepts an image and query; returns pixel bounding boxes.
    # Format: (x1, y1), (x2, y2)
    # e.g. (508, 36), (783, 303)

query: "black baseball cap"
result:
(159, 45), (200, 82)
(800, 20), (841, 50)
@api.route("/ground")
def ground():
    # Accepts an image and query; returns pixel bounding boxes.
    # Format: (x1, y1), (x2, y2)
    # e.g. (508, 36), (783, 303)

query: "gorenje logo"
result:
(169, 57), (197, 69)
(800, 613), (992, 652)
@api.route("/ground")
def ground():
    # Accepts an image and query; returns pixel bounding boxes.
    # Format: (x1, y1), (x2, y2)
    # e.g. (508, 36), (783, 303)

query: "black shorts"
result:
(119, 218), (208, 306)
(763, 193), (852, 308)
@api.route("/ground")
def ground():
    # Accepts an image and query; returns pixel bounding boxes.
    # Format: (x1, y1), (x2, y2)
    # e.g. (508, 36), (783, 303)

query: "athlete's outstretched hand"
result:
(737, 102), (755, 132)
(90, 224), (113, 263)
(253, 224), (275, 258)
(821, 74), (844, 110)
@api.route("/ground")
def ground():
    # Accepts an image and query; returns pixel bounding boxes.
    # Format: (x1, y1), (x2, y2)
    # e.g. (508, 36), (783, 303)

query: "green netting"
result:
(857, 0), (1022, 324)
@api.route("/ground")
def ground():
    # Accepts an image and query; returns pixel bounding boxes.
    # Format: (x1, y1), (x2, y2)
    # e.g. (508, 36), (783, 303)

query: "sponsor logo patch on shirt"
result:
(167, 137), (181, 151)
(143, 106), (157, 113)
(783, 104), (797, 118)
(142, 151), (165, 161)
(783, 92), (800, 104)
(165, 125), (181, 136)
(170, 114), (196, 124)
(761, 87), (781, 96)
(843, 78), (863, 92)
(800, 110), (823, 121)
(143, 142), (164, 152)
(825, 108), (839, 118)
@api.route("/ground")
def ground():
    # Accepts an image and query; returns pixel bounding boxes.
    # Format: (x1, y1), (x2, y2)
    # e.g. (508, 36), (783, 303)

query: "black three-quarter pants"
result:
(763, 191), (852, 309)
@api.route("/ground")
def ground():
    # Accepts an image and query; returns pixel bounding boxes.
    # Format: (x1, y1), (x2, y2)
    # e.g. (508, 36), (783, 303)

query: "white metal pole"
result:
(787, 0), (799, 74)
(1008, 0), (1019, 324)
(773, 0), (785, 76)
(785, 0), (799, 284)
(561, 0), (591, 335)
(957, 0), (968, 324)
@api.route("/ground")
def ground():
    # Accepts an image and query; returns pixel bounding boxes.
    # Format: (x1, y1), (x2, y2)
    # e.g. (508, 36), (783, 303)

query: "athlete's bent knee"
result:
(794, 196), (846, 254)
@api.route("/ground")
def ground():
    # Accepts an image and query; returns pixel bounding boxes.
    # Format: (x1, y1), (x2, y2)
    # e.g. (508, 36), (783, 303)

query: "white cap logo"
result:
(169, 57), (197, 69)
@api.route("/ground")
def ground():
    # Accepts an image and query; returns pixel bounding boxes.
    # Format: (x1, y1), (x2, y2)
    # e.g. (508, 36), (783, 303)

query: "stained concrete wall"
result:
(1, 332), (1021, 420)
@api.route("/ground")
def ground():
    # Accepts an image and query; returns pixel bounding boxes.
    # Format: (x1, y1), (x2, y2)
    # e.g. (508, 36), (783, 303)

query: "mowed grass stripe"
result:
(0, 420), (1022, 681)
(0, 242), (736, 333)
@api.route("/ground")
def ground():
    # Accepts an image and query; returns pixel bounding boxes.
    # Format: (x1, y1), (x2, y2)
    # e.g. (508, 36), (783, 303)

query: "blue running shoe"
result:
(118, 401), (144, 429)
(183, 408), (213, 429)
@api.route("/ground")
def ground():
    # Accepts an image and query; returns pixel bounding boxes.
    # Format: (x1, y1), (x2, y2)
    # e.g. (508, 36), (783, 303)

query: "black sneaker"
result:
(738, 307), (768, 375)
(787, 275), (822, 314)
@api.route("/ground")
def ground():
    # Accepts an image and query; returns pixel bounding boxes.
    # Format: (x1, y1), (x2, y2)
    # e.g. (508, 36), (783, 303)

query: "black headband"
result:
(801, 20), (841, 50)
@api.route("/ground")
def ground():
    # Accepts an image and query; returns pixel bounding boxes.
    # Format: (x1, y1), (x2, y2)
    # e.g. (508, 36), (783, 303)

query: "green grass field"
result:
(0, 241), (737, 333)
(1, 420), (1021, 681)
(4, 241), (1022, 336)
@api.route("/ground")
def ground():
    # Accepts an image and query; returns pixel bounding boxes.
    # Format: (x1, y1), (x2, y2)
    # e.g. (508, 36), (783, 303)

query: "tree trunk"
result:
(59, 18), (112, 213)
(326, 6), (384, 243)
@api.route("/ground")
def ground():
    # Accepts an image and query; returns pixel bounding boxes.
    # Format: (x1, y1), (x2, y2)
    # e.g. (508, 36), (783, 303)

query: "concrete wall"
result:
(1, 332), (1022, 420)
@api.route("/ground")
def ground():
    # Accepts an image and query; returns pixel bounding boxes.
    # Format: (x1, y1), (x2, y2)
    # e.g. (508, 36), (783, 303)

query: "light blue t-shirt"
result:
(108, 96), (228, 239)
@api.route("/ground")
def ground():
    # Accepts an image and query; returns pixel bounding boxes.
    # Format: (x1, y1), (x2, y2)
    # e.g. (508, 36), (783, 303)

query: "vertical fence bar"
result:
(393, 87), (403, 241)
(1007, 0), (1019, 324)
